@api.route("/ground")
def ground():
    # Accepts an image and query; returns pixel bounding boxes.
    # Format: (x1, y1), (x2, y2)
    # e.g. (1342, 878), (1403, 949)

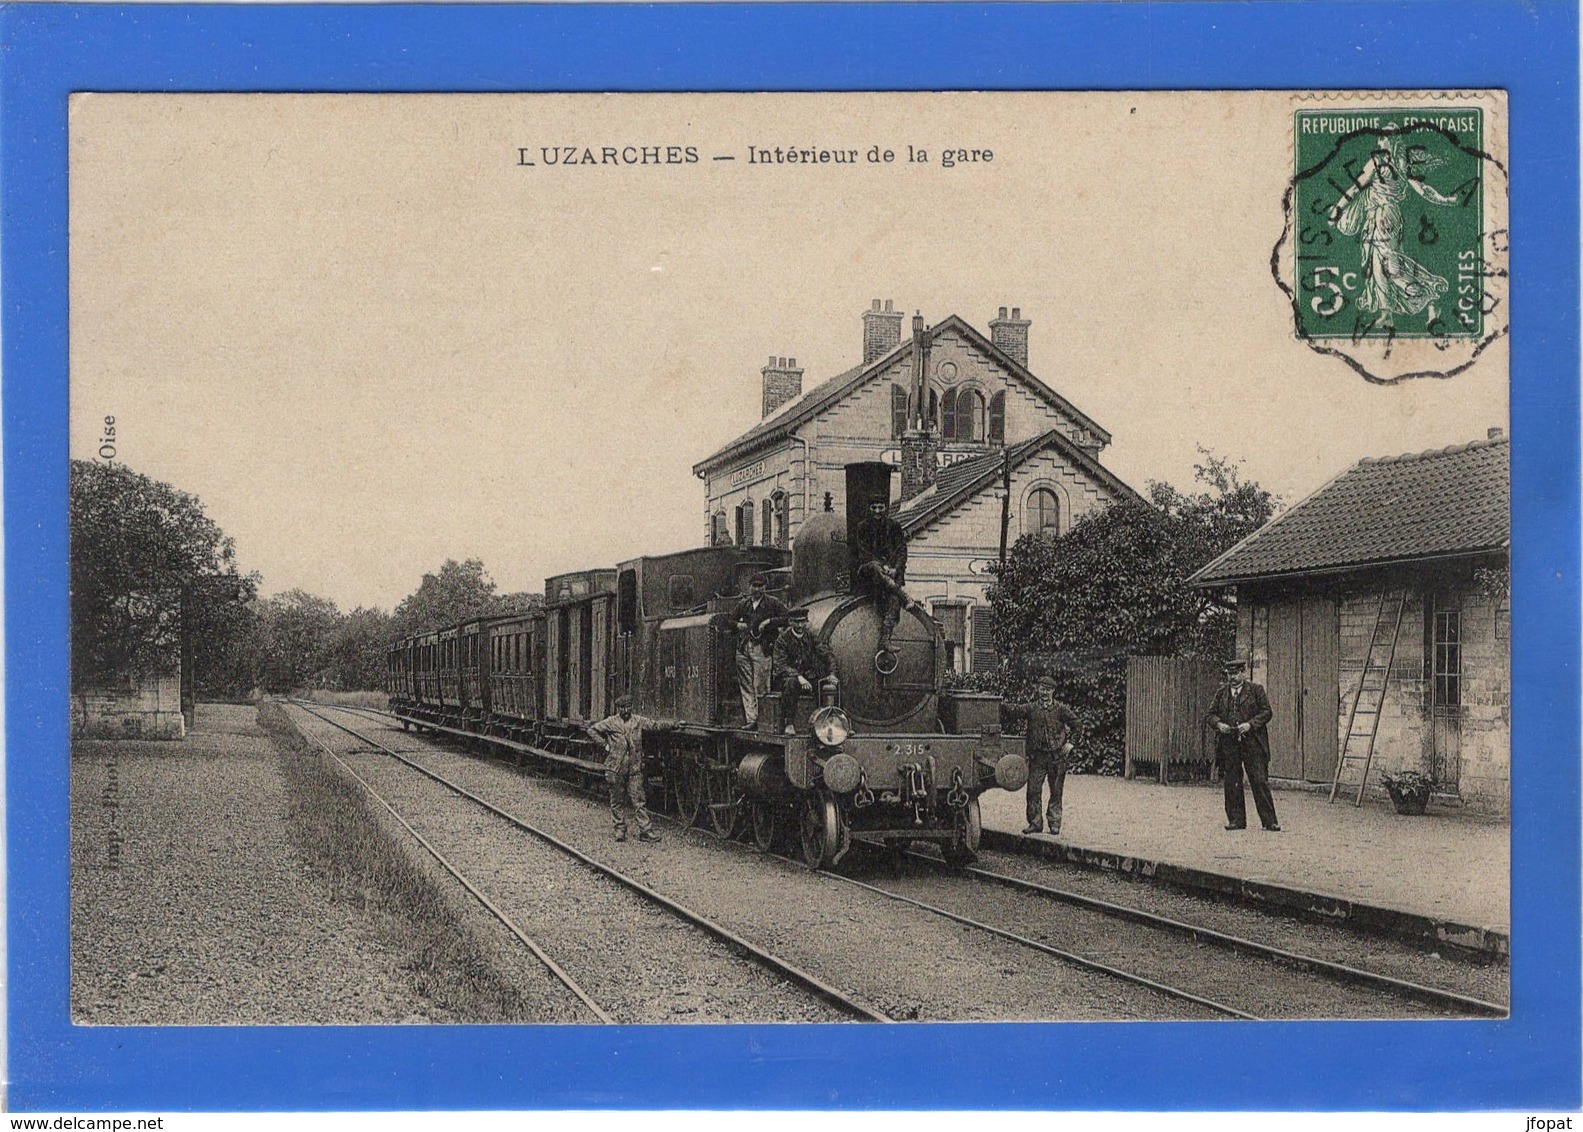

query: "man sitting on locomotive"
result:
(771, 608), (836, 735)
(586, 694), (684, 843)
(731, 574), (788, 729)
(1001, 675), (1080, 837)
(851, 498), (921, 654)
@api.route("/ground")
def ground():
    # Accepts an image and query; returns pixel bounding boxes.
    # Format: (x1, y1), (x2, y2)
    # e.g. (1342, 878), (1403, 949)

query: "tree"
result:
(70, 460), (257, 689)
(257, 589), (342, 692)
(984, 449), (1277, 774)
(327, 606), (393, 690)
(390, 558), (539, 638)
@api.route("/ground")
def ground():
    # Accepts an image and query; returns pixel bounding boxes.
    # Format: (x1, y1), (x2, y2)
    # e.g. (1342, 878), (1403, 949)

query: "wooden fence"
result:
(1124, 656), (1221, 783)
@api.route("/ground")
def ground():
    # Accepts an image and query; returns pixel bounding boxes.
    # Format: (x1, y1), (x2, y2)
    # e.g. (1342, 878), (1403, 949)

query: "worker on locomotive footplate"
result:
(1205, 658), (1280, 833)
(771, 607), (835, 735)
(851, 498), (923, 654)
(731, 574), (789, 728)
(586, 694), (683, 843)
(1001, 675), (1080, 837)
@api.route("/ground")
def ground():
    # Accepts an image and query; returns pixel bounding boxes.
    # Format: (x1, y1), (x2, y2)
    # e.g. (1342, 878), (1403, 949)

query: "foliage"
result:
(390, 558), (541, 639)
(69, 460), (257, 690)
(256, 590), (343, 692)
(985, 449), (1277, 775)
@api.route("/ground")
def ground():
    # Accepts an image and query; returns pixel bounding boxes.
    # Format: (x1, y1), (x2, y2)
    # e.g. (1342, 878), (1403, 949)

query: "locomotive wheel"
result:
(673, 755), (704, 828)
(750, 800), (779, 852)
(799, 791), (842, 870)
(942, 797), (983, 869)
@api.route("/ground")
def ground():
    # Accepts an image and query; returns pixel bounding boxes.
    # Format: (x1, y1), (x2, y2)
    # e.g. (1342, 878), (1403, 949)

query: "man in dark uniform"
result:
(731, 575), (788, 728)
(587, 694), (683, 842)
(770, 608), (835, 735)
(1001, 674), (1080, 836)
(1205, 658), (1281, 832)
(851, 498), (918, 652)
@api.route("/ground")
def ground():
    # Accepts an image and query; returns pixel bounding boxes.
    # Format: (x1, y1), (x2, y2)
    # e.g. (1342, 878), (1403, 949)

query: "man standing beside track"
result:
(1001, 675), (1079, 837)
(587, 695), (682, 843)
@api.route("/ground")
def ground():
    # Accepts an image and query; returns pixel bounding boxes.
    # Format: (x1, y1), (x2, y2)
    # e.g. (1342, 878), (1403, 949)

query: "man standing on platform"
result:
(731, 575), (788, 728)
(1001, 675), (1079, 836)
(1205, 658), (1281, 832)
(587, 694), (682, 843)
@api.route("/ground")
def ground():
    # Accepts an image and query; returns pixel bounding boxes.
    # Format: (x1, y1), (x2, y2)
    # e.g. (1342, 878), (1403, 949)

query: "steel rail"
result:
(290, 701), (892, 1024)
(311, 701), (1500, 1021)
(790, 854), (1256, 1020)
(943, 857), (1508, 1018)
(289, 712), (614, 1023)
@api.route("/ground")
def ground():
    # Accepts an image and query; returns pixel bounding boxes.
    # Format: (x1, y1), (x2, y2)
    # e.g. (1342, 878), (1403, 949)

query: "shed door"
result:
(1265, 593), (1339, 782)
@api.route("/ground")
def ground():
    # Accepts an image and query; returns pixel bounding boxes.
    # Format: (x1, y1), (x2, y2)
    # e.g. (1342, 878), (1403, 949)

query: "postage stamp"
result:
(1273, 93), (1508, 384)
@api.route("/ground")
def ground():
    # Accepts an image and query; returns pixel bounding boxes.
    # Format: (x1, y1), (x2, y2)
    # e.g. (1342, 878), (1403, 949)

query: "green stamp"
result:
(1292, 107), (1485, 342)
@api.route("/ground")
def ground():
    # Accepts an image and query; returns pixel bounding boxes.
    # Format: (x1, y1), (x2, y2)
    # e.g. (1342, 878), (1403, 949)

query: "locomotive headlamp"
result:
(809, 705), (851, 748)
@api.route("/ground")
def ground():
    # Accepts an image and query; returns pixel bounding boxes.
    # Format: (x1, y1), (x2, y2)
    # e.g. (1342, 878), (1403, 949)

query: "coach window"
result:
(1026, 486), (1061, 539)
(617, 569), (639, 636)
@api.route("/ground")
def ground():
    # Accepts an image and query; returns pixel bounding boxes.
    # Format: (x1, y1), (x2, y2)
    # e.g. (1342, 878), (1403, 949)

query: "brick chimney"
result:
(761, 355), (804, 418)
(899, 427), (938, 502)
(862, 299), (904, 364)
(899, 311), (938, 502)
(989, 305), (1031, 367)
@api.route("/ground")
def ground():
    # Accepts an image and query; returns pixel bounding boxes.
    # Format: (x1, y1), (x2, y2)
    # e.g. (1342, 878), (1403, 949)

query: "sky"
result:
(70, 92), (1508, 611)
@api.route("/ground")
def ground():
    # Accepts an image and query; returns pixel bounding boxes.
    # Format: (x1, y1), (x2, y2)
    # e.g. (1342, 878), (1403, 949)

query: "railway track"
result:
(288, 700), (890, 1024)
(300, 700), (1504, 1021)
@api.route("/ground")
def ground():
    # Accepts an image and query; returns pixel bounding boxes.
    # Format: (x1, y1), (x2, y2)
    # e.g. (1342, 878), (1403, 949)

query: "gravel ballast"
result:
(70, 704), (454, 1024)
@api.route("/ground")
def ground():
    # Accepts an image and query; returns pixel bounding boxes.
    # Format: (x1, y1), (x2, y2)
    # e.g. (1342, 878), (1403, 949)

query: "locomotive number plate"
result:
(888, 743), (931, 757)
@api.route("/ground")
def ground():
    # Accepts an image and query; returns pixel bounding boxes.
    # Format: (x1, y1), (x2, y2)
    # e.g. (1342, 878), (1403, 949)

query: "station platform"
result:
(976, 776), (1509, 958)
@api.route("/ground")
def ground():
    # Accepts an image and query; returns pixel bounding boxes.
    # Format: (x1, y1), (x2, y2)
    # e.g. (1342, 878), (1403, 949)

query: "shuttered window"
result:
(891, 384), (909, 438)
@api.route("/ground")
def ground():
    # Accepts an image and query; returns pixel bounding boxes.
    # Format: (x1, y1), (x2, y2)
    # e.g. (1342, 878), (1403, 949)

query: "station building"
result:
(1190, 431), (1510, 814)
(693, 300), (1142, 672)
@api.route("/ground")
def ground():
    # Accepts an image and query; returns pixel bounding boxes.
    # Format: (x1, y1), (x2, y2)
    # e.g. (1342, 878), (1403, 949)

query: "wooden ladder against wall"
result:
(1330, 587), (1410, 807)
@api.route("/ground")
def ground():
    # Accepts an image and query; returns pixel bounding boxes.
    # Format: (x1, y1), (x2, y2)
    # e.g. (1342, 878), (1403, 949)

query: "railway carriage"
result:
(388, 461), (1027, 869)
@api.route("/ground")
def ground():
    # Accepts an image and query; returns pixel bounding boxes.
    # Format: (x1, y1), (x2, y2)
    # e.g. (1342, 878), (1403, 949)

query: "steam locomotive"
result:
(386, 462), (1028, 869)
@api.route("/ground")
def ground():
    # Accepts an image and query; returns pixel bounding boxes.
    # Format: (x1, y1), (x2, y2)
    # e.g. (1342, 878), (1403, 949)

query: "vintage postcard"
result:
(65, 91), (1513, 1044)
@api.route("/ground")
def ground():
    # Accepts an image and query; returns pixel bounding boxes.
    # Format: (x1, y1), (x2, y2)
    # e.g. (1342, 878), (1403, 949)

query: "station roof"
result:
(1189, 433), (1510, 587)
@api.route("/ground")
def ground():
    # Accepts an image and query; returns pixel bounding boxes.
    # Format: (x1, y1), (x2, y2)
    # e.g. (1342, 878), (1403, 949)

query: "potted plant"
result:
(1380, 769), (1435, 815)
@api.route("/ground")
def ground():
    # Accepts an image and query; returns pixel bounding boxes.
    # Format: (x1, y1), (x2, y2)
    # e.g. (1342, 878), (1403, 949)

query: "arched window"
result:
(737, 500), (755, 547)
(928, 388), (939, 429)
(957, 389), (985, 442)
(1027, 487), (1061, 539)
(941, 387), (959, 439)
(989, 391), (1006, 443)
(712, 511), (730, 545)
(761, 498), (773, 546)
(891, 384), (909, 438)
(771, 490), (790, 548)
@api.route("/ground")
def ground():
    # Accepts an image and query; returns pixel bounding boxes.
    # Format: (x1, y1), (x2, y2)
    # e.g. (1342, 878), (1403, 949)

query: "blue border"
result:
(5, 1), (1577, 1112)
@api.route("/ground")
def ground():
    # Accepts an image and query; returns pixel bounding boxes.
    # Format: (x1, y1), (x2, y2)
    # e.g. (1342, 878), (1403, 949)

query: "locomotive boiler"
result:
(388, 461), (1027, 869)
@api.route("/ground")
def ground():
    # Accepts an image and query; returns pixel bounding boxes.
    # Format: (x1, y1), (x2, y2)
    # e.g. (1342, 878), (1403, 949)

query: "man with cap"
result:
(771, 608), (835, 735)
(1001, 675), (1080, 836)
(1205, 658), (1281, 832)
(587, 695), (684, 843)
(731, 575), (788, 728)
(851, 498), (918, 653)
